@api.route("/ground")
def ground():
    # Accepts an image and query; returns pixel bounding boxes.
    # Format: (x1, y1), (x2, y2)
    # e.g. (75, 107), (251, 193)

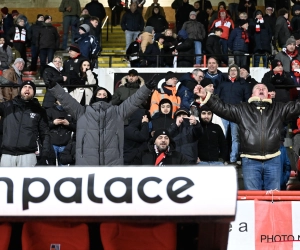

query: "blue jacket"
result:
(216, 77), (252, 104)
(121, 10), (144, 32)
(228, 27), (249, 53)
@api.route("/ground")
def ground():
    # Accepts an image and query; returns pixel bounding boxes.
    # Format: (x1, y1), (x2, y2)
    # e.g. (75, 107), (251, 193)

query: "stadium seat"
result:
(0, 223), (12, 250)
(22, 222), (89, 250)
(100, 222), (177, 250)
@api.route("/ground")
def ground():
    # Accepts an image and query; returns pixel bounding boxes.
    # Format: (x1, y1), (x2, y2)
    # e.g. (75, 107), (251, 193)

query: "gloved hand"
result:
(145, 74), (159, 90)
(36, 156), (49, 166)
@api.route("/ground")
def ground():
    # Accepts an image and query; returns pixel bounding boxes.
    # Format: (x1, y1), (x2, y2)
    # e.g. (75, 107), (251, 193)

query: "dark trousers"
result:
(39, 48), (55, 77)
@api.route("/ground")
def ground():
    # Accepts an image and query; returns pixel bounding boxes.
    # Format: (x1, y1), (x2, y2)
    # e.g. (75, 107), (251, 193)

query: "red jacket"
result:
(209, 10), (234, 40)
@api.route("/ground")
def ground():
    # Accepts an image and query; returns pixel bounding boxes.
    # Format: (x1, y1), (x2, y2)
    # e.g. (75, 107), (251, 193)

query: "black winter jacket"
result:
(28, 21), (43, 46)
(121, 10), (144, 32)
(132, 138), (189, 165)
(198, 119), (227, 162)
(146, 13), (168, 33)
(205, 33), (222, 63)
(47, 104), (76, 146)
(38, 23), (60, 49)
(176, 38), (195, 67)
(169, 119), (202, 164)
(205, 93), (300, 157)
(144, 42), (166, 67)
(0, 96), (50, 156)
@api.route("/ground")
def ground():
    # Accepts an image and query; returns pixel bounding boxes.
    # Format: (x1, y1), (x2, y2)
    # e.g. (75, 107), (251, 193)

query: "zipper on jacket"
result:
(15, 112), (24, 149)
(80, 133), (86, 157)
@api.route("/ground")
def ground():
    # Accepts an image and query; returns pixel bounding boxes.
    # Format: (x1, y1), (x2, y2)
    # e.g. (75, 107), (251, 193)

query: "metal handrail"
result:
(101, 15), (109, 42)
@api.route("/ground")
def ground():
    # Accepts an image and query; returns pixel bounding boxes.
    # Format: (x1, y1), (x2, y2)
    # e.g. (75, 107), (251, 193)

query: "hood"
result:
(177, 29), (188, 40)
(218, 9), (229, 19)
(151, 7), (161, 16)
(158, 98), (173, 117)
(157, 78), (181, 91)
(119, 75), (145, 87)
(47, 62), (63, 71)
(89, 86), (112, 105)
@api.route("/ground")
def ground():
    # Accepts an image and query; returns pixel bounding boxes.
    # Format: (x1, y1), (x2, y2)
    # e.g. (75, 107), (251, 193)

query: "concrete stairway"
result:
(99, 25), (129, 68)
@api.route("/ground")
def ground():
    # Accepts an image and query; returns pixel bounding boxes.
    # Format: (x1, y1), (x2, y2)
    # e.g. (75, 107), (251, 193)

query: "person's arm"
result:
(124, 118), (149, 142)
(38, 109), (51, 157)
(76, 0), (82, 17)
(111, 89), (122, 105)
(59, 0), (66, 12)
(49, 83), (85, 120)
(217, 125), (228, 161)
(228, 29), (235, 51)
(6, 46), (13, 66)
(168, 121), (180, 138)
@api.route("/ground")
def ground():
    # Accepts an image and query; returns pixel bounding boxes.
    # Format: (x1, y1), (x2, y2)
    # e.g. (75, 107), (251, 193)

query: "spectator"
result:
(151, 98), (173, 132)
(1, 7), (13, 40)
(42, 56), (66, 109)
(145, 0), (166, 20)
(274, 8), (292, 49)
(75, 24), (99, 61)
(216, 64), (252, 165)
(275, 37), (300, 73)
(11, 10), (29, 30)
(290, 59), (300, 98)
(141, 26), (154, 53)
(146, 6), (168, 35)
(0, 80), (50, 167)
(68, 59), (98, 105)
(84, 0), (106, 41)
(228, 18), (250, 67)
(132, 128), (189, 165)
(150, 71), (181, 117)
(124, 109), (150, 164)
(0, 58), (24, 102)
(206, 2), (218, 28)
(112, 69), (145, 105)
(197, 104), (227, 165)
(0, 36), (13, 70)
(143, 34), (166, 67)
(193, 1), (209, 32)
(177, 68), (204, 110)
(169, 108), (202, 164)
(217, 1), (231, 15)
(47, 100), (76, 166)
(264, 3), (276, 37)
(62, 44), (88, 85)
(38, 15), (60, 77)
(249, 9), (272, 67)
(194, 83), (300, 190)
(59, 0), (81, 50)
(28, 14), (44, 71)
(262, 59), (295, 103)
(203, 56), (225, 90)
(78, 8), (91, 26)
(48, 74), (157, 165)
(206, 27), (223, 64)
(182, 11), (206, 65)
(192, 78), (226, 135)
(292, 5), (300, 39)
(88, 16), (99, 39)
(239, 64), (258, 89)
(126, 33), (143, 67)
(163, 29), (177, 67)
(7, 18), (27, 66)
(121, 2), (145, 51)
(175, 29), (195, 67)
(108, 0), (124, 26)
(209, 9), (235, 66)
(175, 0), (194, 32)
(238, 0), (256, 22)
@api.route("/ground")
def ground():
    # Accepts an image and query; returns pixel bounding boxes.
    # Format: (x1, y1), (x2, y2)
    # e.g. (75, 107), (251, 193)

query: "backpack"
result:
(89, 35), (101, 57)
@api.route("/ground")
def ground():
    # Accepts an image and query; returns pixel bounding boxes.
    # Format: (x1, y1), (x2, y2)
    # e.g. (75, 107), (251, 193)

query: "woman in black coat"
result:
(42, 56), (66, 109)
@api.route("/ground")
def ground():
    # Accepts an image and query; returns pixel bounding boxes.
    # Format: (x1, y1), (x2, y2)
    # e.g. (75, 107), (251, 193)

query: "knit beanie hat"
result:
(174, 108), (190, 118)
(11, 10), (19, 17)
(44, 15), (52, 22)
(237, 18), (248, 27)
(255, 10), (263, 16)
(152, 128), (171, 142)
(240, 65), (250, 73)
(271, 59), (282, 69)
(199, 104), (212, 113)
(79, 24), (90, 33)
(165, 71), (177, 81)
(144, 26), (154, 33)
(1, 7), (8, 15)
(37, 14), (44, 19)
(14, 58), (25, 65)
(69, 44), (80, 53)
(286, 36), (296, 47)
(200, 78), (213, 88)
(190, 11), (197, 16)
(20, 80), (36, 96)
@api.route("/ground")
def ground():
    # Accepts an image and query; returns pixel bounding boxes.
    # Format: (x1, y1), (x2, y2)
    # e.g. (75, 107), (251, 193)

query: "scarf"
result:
(229, 76), (236, 82)
(241, 28), (249, 43)
(283, 48), (299, 60)
(157, 41), (164, 49)
(287, 19), (292, 31)
(154, 145), (170, 166)
(255, 18), (264, 33)
(13, 26), (26, 42)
